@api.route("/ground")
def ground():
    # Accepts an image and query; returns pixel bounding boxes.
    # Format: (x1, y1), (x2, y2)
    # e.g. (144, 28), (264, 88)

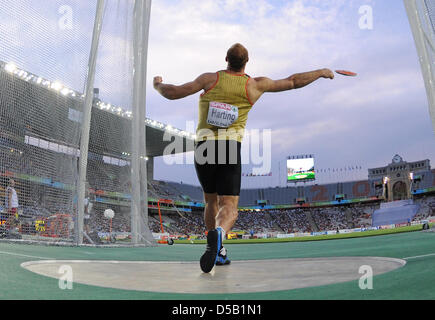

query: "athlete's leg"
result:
(212, 195), (239, 266)
(214, 140), (241, 233)
(203, 192), (218, 231)
(199, 140), (240, 272)
(201, 192), (236, 273)
(6, 209), (17, 230)
(216, 195), (239, 233)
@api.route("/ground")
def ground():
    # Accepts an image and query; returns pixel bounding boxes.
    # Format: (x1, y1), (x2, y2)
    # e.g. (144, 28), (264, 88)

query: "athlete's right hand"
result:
(153, 76), (163, 89)
(321, 69), (334, 79)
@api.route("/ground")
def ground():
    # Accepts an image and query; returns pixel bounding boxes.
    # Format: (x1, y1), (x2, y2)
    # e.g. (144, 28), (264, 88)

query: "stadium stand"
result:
(166, 181), (204, 202)
(2, 60), (435, 241)
(372, 199), (420, 227)
(2, 141), (434, 238)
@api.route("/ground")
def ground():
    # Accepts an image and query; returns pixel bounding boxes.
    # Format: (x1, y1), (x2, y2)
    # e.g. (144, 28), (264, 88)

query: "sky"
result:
(0, 0), (434, 188)
(147, 0), (435, 187)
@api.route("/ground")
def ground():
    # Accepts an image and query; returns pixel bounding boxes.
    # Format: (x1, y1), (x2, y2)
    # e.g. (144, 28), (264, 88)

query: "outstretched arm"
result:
(153, 73), (215, 100)
(255, 68), (334, 93)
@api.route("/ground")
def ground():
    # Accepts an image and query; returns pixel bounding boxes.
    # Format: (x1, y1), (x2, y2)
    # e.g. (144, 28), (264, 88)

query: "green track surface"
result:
(0, 230), (434, 300)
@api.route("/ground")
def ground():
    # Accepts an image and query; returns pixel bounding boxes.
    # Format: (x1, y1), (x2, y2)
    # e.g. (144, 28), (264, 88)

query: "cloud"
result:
(145, 0), (366, 125)
(269, 117), (352, 151)
(147, 0), (354, 77)
(321, 69), (424, 111)
(147, 0), (435, 185)
(0, 0), (97, 90)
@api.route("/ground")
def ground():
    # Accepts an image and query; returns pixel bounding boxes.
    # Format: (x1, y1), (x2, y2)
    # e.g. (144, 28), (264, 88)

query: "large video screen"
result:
(287, 157), (315, 182)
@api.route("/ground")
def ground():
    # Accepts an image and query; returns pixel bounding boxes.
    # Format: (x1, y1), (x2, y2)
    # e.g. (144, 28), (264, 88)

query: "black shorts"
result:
(194, 140), (241, 196)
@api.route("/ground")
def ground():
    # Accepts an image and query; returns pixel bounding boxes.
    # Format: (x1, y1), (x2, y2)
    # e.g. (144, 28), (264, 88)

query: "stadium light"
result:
(61, 88), (70, 96)
(51, 81), (63, 91)
(18, 70), (27, 78)
(2, 61), (196, 141)
(5, 62), (17, 73)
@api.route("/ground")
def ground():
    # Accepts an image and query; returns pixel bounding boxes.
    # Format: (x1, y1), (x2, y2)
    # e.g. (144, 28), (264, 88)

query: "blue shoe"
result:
(200, 228), (222, 273)
(215, 246), (231, 266)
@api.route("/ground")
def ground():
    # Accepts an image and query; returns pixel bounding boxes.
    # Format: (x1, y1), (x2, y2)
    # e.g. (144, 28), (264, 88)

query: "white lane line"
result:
(402, 253), (435, 260)
(0, 250), (53, 260)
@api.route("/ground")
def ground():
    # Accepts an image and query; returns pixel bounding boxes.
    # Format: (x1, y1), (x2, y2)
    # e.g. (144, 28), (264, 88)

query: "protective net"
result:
(405, 0), (435, 135)
(0, 0), (155, 245)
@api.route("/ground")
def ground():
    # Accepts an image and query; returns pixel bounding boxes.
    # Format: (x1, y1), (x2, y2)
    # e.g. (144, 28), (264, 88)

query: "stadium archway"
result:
(393, 181), (408, 201)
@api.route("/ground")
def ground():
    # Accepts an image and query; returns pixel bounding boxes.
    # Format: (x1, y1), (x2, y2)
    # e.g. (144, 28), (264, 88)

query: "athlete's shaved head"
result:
(226, 43), (249, 72)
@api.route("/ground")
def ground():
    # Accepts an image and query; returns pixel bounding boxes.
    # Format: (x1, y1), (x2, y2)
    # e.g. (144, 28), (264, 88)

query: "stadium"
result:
(1, 0), (435, 305)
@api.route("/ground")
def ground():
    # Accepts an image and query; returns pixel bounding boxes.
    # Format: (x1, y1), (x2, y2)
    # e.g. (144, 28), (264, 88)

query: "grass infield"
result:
(175, 224), (432, 244)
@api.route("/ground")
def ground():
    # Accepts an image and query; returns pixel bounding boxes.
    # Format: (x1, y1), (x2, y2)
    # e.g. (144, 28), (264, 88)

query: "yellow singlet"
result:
(196, 70), (254, 143)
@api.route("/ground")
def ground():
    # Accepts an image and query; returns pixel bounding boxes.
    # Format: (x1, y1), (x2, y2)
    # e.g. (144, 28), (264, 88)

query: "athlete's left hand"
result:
(321, 69), (334, 80)
(153, 76), (163, 89)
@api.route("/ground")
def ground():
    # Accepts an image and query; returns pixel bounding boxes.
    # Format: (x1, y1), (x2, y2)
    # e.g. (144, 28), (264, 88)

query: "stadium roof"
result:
(0, 61), (195, 157)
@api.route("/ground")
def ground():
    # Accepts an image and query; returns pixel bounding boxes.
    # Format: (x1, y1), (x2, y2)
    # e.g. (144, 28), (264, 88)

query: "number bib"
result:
(207, 101), (239, 128)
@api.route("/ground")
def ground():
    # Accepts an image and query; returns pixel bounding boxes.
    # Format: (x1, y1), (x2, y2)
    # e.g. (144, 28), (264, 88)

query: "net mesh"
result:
(406, 0), (435, 134)
(0, 0), (154, 245)
(424, 0), (435, 34)
(420, 0), (435, 66)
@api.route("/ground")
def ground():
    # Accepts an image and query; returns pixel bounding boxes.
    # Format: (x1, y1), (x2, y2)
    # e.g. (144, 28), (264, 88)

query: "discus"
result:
(335, 70), (357, 77)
